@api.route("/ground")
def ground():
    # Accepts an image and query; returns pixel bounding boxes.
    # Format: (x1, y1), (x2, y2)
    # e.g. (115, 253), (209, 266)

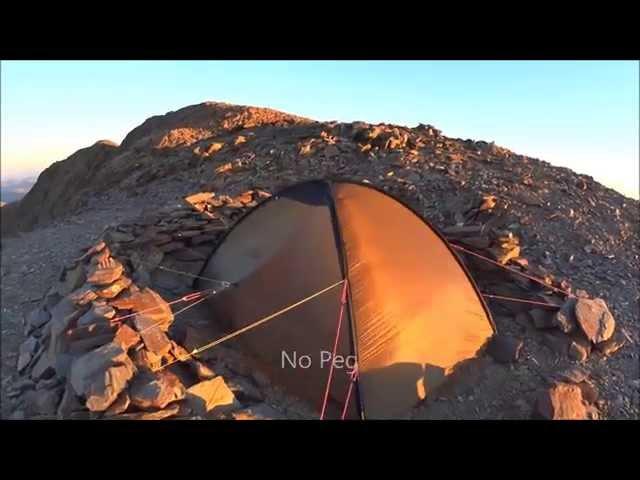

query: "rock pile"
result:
(8, 190), (322, 419)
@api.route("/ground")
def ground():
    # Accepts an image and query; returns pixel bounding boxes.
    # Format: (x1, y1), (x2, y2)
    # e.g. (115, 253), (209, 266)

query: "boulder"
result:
(114, 288), (173, 331)
(186, 377), (239, 416)
(132, 348), (163, 371)
(486, 334), (523, 363)
(535, 383), (589, 420)
(69, 343), (136, 412)
(129, 370), (186, 410)
(575, 298), (615, 344)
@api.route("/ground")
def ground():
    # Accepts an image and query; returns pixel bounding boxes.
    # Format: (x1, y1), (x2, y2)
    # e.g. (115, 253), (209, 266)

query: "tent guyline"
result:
(319, 279), (350, 420)
(121, 255), (233, 288)
(154, 279), (347, 372)
(449, 242), (573, 297)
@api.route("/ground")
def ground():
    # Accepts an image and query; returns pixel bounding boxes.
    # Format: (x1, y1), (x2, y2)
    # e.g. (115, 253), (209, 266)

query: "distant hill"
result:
(1, 176), (37, 204)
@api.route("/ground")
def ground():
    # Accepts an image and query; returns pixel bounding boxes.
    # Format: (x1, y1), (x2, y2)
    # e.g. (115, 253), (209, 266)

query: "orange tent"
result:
(196, 180), (495, 419)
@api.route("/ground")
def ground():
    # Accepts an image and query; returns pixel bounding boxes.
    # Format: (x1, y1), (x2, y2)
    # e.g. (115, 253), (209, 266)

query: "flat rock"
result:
(134, 316), (172, 356)
(486, 334), (523, 363)
(95, 276), (132, 299)
(69, 343), (135, 412)
(554, 298), (577, 333)
(575, 298), (615, 344)
(77, 302), (117, 327)
(186, 377), (239, 416)
(113, 324), (142, 351)
(115, 288), (173, 331)
(232, 403), (287, 420)
(535, 383), (589, 420)
(68, 284), (98, 306)
(26, 307), (51, 332)
(129, 370), (186, 410)
(17, 336), (39, 372)
(86, 257), (124, 286)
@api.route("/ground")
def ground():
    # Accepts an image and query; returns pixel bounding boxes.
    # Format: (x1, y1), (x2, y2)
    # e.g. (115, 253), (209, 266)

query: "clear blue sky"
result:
(2, 60), (638, 198)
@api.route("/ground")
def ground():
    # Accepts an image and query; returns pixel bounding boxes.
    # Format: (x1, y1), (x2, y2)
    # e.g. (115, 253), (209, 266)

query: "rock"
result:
(68, 284), (98, 306)
(529, 308), (556, 329)
(57, 384), (84, 419)
(132, 348), (163, 371)
(109, 402), (180, 420)
(104, 391), (131, 416)
(114, 288), (173, 331)
(232, 403), (287, 420)
(577, 381), (599, 404)
(192, 360), (216, 381)
(104, 230), (135, 244)
(7, 378), (35, 397)
(57, 263), (86, 297)
(26, 307), (51, 332)
(69, 343), (135, 412)
(113, 324), (142, 351)
(568, 332), (592, 362)
(31, 350), (56, 380)
(134, 316), (172, 357)
(535, 383), (589, 420)
(554, 298), (577, 333)
(77, 302), (117, 327)
(556, 366), (589, 384)
(129, 370), (186, 410)
(31, 385), (64, 416)
(86, 257), (124, 286)
(227, 377), (265, 403)
(186, 377), (239, 416)
(17, 337), (39, 372)
(595, 328), (627, 356)
(95, 276), (132, 299)
(486, 334), (523, 363)
(575, 298), (615, 344)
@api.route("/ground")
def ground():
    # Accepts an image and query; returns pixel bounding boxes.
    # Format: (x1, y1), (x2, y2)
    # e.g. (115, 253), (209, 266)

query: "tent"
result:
(195, 180), (495, 419)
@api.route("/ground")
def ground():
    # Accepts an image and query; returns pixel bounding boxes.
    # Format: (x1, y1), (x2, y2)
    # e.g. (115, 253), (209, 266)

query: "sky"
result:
(1, 60), (638, 198)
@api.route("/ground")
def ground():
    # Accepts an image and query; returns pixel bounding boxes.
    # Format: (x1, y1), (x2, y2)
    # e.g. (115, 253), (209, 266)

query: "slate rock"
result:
(186, 377), (239, 416)
(595, 328), (627, 356)
(132, 348), (163, 372)
(57, 384), (85, 419)
(95, 276), (132, 299)
(554, 298), (577, 333)
(568, 331), (592, 363)
(17, 337), (39, 372)
(77, 302), (116, 327)
(113, 324), (142, 351)
(86, 257), (124, 286)
(575, 298), (615, 344)
(129, 370), (186, 410)
(104, 391), (131, 417)
(535, 383), (589, 420)
(26, 307), (51, 332)
(69, 343), (135, 412)
(486, 334), (523, 363)
(232, 403), (288, 420)
(109, 402), (180, 420)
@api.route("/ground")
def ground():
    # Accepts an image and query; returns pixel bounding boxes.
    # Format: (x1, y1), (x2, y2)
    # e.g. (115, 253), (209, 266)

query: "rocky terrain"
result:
(1, 101), (638, 420)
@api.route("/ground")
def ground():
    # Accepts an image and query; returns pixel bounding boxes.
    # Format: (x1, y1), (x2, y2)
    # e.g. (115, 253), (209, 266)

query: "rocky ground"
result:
(1, 102), (638, 420)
